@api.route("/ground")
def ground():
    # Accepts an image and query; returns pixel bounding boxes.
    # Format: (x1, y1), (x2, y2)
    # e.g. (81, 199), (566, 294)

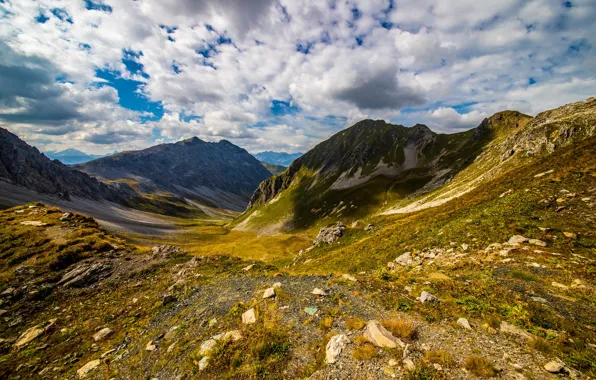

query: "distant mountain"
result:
(76, 137), (272, 211)
(260, 162), (286, 176)
(254, 151), (303, 166)
(45, 149), (107, 165)
(0, 128), (133, 202)
(235, 98), (596, 232)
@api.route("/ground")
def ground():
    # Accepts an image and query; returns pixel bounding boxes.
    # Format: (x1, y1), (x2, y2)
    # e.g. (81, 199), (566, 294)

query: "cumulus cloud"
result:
(0, 0), (594, 154)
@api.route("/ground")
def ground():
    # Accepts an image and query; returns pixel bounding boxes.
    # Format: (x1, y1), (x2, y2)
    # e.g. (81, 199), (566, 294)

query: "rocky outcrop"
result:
(313, 222), (346, 245)
(58, 262), (112, 288)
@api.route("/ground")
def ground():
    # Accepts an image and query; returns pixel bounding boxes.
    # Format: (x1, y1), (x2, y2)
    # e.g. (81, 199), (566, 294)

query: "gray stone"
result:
(418, 291), (439, 303)
(58, 262), (112, 288)
(528, 239), (547, 247)
(242, 308), (256, 324)
(544, 360), (564, 373)
(395, 252), (412, 266)
(93, 328), (113, 342)
(507, 235), (528, 245)
(457, 318), (472, 330)
(313, 222), (346, 245)
(263, 287), (276, 299)
(325, 334), (350, 364)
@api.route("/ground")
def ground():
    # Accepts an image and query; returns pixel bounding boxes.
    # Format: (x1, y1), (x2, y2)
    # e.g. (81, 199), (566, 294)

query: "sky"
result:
(0, 0), (595, 155)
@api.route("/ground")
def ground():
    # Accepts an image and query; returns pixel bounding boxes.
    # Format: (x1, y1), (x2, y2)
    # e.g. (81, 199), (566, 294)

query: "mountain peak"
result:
(180, 136), (205, 145)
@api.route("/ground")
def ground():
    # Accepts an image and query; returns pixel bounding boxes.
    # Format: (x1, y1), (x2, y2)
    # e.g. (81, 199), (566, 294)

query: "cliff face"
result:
(77, 137), (272, 211)
(0, 128), (133, 202)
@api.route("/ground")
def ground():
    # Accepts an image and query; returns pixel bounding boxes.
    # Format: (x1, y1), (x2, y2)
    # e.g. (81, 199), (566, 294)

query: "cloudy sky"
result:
(1, 0), (595, 154)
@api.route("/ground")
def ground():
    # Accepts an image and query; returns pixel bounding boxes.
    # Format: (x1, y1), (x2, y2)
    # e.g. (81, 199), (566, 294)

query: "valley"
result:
(0, 98), (595, 379)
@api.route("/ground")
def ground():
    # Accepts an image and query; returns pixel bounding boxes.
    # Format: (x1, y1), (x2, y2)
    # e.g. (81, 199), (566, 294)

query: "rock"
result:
(551, 282), (569, 290)
(77, 359), (101, 378)
(534, 169), (553, 178)
(164, 326), (179, 341)
(199, 331), (242, 357)
(263, 287), (276, 299)
(570, 279), (587, 289)
(58, 262), (112, 288)
(394, 252), (412, 266)
(311, 288), (327, 296)
(199, 356), (210, 371)
(388, 359), (398, 367)
(242, 264), (254, 271)
(59, 212), (72, 220)
(363, 320), (405, 348)
(93, 328), (113, 342)
(208, 318), (217, 327)
(20, 221), (47, 227)
(342, 274), (357, 282)
(242, 308), (256, 324)
(528, 239), (547, 247)
(364, 224), (374, 231)
(461, 243), (469, 251)
(544, 360), (565, 373)
(418, 291), (439, 303)
(272, 282), (282, 288)
(403, 358), (416, 371)
(162, 294), (177, 305)
(500, 321), (531, 339)
(457, 318), (472, 330)
(146, 341), (157, 351)
(151, 245), (183, 257)
(507, 235), (528, 245)
(304, 306), (318, 316)
(313, 222), (346, 245)
(0, 309), (7, 317)
(531, 296), (548, 303)
(100, 349), (115, 359)
(563, 232), (577, 238)
(325, 334), (350, 364)
(15, 319), (56, 348)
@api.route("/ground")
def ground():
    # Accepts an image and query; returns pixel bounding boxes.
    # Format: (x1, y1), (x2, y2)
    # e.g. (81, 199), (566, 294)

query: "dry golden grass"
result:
(345, 317), (366, 330)
(352, 343), (377, 360)
(381, 319), (418, 340)
(319, 316), (333, 330)
(424, 350), (455, 367)
(464, 355), (498, 377)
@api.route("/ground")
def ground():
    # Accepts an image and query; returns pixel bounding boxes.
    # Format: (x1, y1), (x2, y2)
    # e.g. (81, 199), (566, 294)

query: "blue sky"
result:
(0, 0), (595, 154)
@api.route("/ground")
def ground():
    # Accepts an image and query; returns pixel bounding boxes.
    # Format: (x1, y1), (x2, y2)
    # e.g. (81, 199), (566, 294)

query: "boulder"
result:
(242, 308), (256, 324)
(58, 262), (112, 288)
(263, 287), (276, 299)
(528, 239), (547, 247)
(395, 252), (412, 266)
(313, 222), (346, 245)
(363, 320), (405, 348)
(325, 334), (350, 364)
(15, 319), (56, 348)
(507, 235), (528, 245)
(544, 360), (565, 373)
(500, 321), (531, 339)
(199, 330), (243, 356)
(418, 291), (439, 303)
(457, 318), (472, 330)
(92, 327), (113, 342)
(77, 359), (101, 378)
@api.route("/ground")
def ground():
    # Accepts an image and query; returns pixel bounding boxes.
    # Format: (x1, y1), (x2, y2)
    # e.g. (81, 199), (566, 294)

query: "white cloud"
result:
(0, 0), (594, 154)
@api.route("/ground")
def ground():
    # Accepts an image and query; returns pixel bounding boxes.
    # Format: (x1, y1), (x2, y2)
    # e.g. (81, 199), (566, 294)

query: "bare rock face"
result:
(15, 319), (57, 348)
(363, 320), (405, 348)
(58, 262), (112, 288)
(151, 245), (184, 258)
(0, 127), (133, 202)
(313, 222), (346, 246)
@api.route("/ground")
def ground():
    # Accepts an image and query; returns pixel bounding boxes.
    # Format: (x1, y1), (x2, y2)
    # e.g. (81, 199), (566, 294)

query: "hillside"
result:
(77, 138), (272, 212)
(235, 98), (595, 233)
(261, 161), (287, 176)
(0, 128), (133, 203)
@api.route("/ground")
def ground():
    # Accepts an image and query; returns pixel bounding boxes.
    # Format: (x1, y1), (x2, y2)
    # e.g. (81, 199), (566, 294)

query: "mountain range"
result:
(235, 97), (596, 232)
(44, 149), (110, 165)
(254, 151), (303, 166)
(75, 137), (272, 212)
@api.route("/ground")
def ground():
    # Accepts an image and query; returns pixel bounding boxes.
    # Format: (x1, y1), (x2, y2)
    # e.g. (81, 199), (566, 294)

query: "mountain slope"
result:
(45, 149), (106, 165)
(0, 128), (133, 202)
(254, 151), (303, 166)
(261, 161), (287, 176)
(76, 138), (272, 211)
(236, 98), (595, 233)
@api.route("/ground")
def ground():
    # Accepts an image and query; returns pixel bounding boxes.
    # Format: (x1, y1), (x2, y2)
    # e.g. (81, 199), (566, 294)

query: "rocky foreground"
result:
(1, 203), (594, 379)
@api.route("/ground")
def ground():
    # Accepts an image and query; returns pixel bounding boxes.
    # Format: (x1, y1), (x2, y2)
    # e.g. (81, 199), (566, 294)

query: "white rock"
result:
(242, 308), (256, 324)
(199, 356), (210, 371)
(93, 328), (113, 342)
(534, 169), (553, 178)
(363, 320), (405, 348)
(342, 274), (357, 282)
(403, 358), (416, 371)
(263, 287), (276, 299)
(418, 291), (439, 303)
(507, 235), (528, 245)
(461, 243), (469, 251)
(312, 288), (327, 296)
(325, 334), (350, 364)
(146, 341), (157, 351)
(457, 318), (472, 330)
(394, 252), (412, 266)
(242, 264), (254, 271)
(272, 282), (282, 288)
(77, 359), (101, 378)
(544, 360), (564, 373)
(528, 239), (547, 247)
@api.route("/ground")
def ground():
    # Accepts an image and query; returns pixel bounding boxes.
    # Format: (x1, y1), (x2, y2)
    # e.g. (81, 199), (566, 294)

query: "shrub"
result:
(464, 355), (498, 377)
(382, 319), (418, 340)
